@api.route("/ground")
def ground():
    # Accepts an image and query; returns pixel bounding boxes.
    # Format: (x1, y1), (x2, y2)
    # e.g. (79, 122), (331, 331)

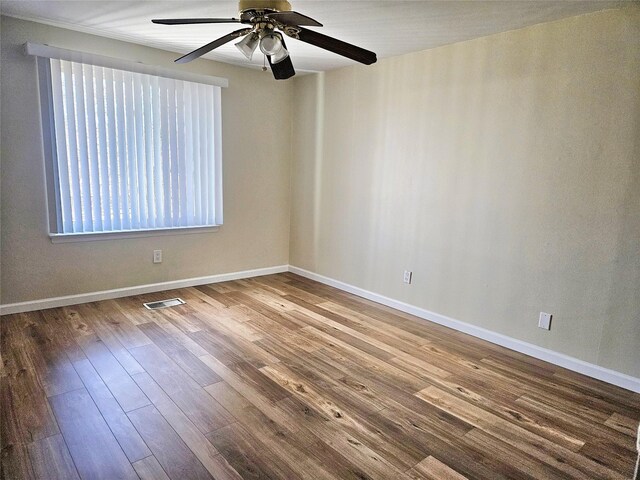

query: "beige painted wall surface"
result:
(290, 8), (640, 377)
(0, 16), (292, 304)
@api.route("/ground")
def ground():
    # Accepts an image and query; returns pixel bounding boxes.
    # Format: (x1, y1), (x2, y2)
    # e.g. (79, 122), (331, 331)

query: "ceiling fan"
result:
(152, 0), (377, 80)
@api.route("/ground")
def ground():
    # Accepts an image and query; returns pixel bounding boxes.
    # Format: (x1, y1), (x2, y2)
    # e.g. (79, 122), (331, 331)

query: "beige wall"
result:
(0, 16), (292, 304)
(290, 7), (640, 377)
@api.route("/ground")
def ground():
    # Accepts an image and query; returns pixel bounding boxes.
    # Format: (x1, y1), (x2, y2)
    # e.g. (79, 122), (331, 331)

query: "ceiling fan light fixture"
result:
(235, 32), (259, 60)
(259, 31), (283, 56)
(153, 4), (377, 80)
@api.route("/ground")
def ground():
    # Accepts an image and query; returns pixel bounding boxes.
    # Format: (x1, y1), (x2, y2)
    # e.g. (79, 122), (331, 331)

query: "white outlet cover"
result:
(538, 312), (552, 330)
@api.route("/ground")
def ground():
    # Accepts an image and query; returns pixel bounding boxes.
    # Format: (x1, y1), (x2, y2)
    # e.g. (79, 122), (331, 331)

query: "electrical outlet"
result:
(403, 270), (412, 284)
(153, 250), (162, 264)
(538, 312), (552, 330)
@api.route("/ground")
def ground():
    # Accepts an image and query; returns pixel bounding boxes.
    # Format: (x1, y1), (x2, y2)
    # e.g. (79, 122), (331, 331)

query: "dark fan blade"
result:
(175, 28), (251, 64)
(152, 18), (240, 25)
(288, 27), (376, 65)
(267, 40), (295, 80)
(264, 11), (322, 27)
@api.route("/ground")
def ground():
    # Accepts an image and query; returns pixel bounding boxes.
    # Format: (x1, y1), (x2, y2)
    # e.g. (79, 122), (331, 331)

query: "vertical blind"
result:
(46, 58), (222, 234)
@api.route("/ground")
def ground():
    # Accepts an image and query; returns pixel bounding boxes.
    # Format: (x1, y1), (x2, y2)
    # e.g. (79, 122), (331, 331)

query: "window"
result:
(33, 44), (224, 238)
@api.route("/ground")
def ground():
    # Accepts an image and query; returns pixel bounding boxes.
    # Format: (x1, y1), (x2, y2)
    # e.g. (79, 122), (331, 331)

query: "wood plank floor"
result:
(1, 272), (638, 479)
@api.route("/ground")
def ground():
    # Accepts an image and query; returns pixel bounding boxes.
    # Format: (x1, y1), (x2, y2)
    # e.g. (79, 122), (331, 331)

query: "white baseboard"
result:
(0, 265), (288, 316)
(288, 265), (640, 394)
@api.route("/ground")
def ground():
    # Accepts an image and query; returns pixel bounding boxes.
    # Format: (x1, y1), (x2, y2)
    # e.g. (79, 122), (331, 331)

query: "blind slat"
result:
(61, 60), (82, 232)
(113, 69), (130, 230)
(83, 64), (102, 231)
(141, 73), (156, 228)
(213, 86), (223, 224)
(49, 59), (74, 231)
(93, 66), (112, 231)
(176, 81), (187, 227)
(184, 83), (194, 226)
(198, 85), (209, 222)
(151, 75), (164, 226)
(192, 83), (202, 223)
(72, 61), (93, 232)
(167, 80), (180, 227)
(160, 79), (172, 226)
(132, 77), (149, 228)
(103, 67), (121, 230)
(123, 71), (140, 229)
(204, 84), (214, 224)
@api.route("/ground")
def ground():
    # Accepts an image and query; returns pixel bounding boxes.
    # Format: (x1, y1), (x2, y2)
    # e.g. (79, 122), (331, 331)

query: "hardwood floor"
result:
(1, 272), (638, 479)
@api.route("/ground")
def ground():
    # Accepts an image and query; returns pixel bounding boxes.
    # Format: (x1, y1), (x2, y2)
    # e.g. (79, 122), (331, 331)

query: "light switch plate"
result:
(538, 312), (552, 330)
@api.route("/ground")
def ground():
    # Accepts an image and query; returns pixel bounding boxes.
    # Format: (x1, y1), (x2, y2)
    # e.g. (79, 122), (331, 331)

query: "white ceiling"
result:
(0, 1), (627, 73)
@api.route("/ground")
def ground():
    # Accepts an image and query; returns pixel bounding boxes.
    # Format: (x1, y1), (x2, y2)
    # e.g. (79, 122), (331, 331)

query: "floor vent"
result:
(143, 298), (186, 310)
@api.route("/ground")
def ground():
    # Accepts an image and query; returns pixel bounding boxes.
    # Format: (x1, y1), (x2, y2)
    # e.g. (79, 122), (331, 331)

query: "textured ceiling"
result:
(0, 1), (626, 73)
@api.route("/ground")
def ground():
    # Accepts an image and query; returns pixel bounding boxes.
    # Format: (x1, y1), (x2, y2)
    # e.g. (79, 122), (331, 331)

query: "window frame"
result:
(29, 43), (227, 242)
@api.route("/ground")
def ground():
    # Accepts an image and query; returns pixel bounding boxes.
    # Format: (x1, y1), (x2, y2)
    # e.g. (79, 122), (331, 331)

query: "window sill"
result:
(49, 225), (221, 243)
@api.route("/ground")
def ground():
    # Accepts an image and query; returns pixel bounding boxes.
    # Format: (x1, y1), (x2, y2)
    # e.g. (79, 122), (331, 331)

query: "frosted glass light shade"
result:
(271, 47), (289, 64)
(259, 32), (283, 56)
(235, 32), (259, 60)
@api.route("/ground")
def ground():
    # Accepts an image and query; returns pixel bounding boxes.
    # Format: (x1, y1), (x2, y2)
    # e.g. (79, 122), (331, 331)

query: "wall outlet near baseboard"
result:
(153, 250), (162, 264)
(403, 270), (412, 284)
(538, 312), (552, 330)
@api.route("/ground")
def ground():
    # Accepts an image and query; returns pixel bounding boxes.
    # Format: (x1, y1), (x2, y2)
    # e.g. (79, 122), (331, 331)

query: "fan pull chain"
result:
(262, 54), (267, 72)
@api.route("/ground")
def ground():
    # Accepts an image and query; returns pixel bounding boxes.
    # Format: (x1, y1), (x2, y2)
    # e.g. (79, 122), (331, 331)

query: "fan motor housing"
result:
(238, 0), (292, 14)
